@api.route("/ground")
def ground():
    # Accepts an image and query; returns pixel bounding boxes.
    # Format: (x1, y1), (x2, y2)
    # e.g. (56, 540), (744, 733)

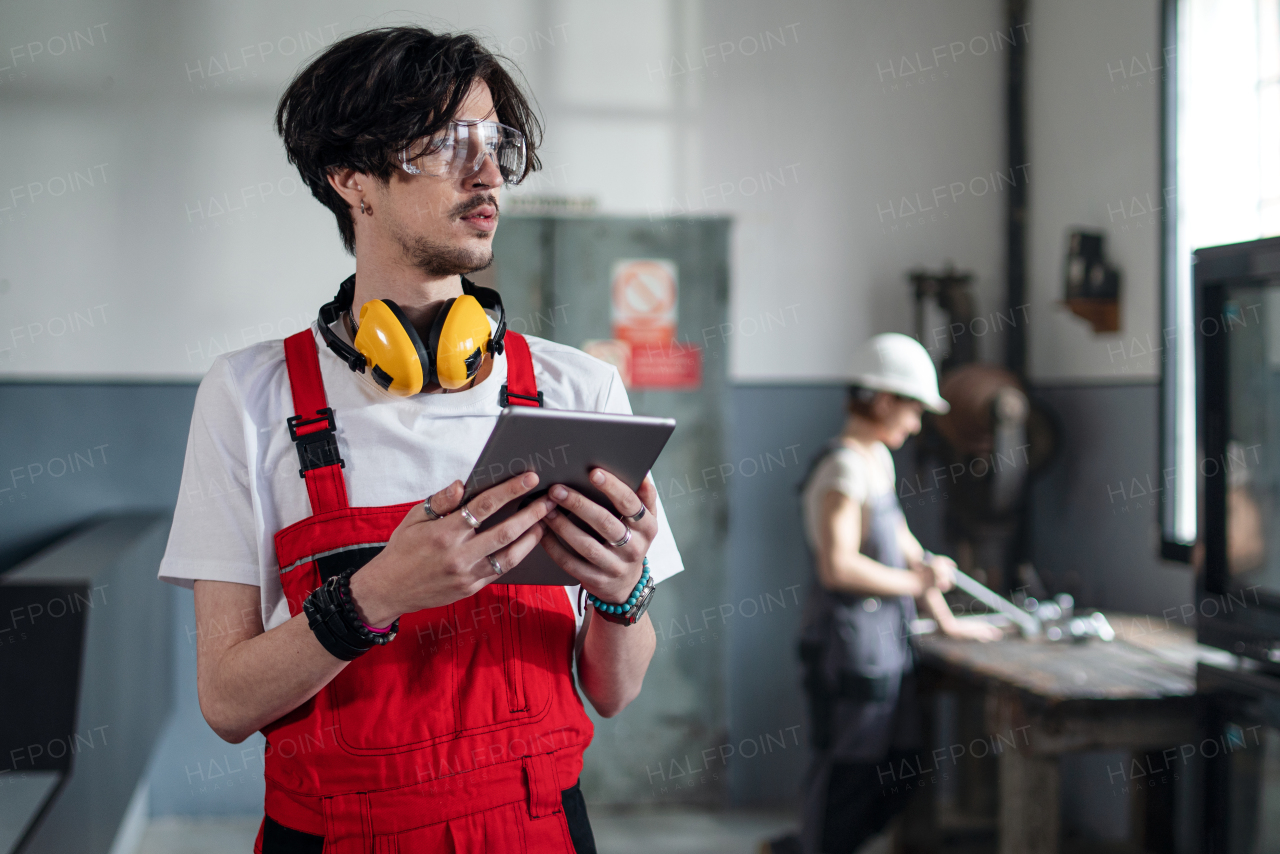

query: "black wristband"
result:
(303, 581), (372, 661)
(335, 568), (398, 645)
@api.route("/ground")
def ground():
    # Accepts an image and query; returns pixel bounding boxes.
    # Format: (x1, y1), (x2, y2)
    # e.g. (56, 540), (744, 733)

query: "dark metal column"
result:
(1006, 0), (1030, 378)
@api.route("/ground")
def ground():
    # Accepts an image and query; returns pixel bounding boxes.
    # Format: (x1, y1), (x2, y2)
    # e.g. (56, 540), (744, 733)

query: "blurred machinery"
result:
(908, 267), (1058, 596)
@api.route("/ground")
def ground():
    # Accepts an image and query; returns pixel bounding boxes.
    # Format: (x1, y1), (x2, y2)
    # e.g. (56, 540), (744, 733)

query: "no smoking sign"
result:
(598, 258), (702, 391)
(611, 259), (678, 346)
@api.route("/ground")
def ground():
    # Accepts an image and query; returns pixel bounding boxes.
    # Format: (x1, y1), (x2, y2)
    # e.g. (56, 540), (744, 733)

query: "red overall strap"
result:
(284, 330), (350, 515)
(500, 331), (543, 408)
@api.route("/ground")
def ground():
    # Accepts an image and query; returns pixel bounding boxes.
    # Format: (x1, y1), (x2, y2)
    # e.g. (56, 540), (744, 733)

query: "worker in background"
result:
(771, 333), (1001, 854)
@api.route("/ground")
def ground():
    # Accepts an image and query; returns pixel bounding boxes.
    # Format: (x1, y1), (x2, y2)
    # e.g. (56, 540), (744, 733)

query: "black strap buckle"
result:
(499, 384), (543, 408)
(286, 408), (344, 478)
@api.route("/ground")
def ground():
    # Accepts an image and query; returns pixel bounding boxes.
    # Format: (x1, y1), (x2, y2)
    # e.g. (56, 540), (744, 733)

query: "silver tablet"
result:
(460, 407), (676, 585)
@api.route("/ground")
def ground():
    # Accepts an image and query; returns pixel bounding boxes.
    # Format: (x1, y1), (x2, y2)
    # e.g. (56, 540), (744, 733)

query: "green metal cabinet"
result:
(491, 215), (731, 804)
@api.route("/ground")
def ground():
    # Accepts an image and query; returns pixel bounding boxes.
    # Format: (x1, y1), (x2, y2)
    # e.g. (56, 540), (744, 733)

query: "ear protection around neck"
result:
(317, 274), (508, 396)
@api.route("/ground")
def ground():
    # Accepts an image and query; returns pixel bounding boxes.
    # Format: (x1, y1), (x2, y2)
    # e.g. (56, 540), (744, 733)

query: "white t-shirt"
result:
(158, 319), (685, 632)
(800, 441), (896, 551)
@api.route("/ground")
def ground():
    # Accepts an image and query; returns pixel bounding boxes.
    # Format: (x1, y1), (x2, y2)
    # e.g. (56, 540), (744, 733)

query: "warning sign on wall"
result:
(611, 259), (678, 346)
(630, 341), (702, 390)
(589, 258), (703, 391)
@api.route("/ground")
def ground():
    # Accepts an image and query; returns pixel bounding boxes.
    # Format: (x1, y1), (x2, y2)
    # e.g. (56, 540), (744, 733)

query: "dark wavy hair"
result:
(846, 385), (918, 419)
(275, 27), (542, 254)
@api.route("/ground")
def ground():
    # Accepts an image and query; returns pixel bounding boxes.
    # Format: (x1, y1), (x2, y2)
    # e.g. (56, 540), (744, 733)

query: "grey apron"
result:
(798, 446), (922, 852)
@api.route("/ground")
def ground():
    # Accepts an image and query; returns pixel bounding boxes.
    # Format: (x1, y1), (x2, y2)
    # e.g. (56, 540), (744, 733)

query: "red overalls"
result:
(253, 329), (594, 853)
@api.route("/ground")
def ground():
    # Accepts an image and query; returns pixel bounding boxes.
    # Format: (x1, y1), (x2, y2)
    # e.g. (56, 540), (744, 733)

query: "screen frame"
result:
(1196, 236), (1280, 661)
(1200, 275), (1226, 592)
(1199, 237), (1280, 598)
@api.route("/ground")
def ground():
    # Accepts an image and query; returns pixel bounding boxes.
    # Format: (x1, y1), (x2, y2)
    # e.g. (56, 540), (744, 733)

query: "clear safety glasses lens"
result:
(400, 121), (527, 185)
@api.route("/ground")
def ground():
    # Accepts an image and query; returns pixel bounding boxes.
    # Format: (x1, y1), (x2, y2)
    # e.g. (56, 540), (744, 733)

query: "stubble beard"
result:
(393, 195), (497, 277)
(400, 232), (494, 277)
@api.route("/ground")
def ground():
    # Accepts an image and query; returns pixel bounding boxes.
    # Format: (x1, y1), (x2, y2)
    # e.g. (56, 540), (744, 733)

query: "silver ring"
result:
(609, 525), (632, 549)
(423, 501), (443, 521)
(487, 555), (504, 576)
(460, 507), (481, 530)
(625, 505), (647, 523)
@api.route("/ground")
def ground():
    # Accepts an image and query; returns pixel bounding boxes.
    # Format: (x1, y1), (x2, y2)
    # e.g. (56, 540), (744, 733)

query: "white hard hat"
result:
(848, 333), (950, 414)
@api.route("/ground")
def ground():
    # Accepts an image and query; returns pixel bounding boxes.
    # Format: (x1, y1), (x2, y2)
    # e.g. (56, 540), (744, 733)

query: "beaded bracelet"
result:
(586, 557), (651, 615)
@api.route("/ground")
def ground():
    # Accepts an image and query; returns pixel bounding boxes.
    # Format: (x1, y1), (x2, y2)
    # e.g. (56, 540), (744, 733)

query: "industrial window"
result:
(1162, 0), (1280, 556)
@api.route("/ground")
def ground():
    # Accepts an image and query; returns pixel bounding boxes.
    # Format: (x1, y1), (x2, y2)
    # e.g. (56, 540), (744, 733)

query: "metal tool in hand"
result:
(950, 568), (1043, 637)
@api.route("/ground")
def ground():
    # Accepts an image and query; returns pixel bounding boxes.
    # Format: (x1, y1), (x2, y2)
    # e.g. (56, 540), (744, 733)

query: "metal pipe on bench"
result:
(952, 568), (1042, 637)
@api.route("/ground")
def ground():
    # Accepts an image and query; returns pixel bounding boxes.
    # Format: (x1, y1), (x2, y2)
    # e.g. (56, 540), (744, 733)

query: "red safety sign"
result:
(630, 341), (702, 390)
(593, 258), (703, 391)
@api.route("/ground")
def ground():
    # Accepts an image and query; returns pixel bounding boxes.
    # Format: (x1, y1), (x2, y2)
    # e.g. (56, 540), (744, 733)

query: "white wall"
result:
(696, 0), (1007, 382)
(0, 0), (1007, 382)
(0, 1), (544, 379)
(541, 0), (1009, 384)
(1025, 0), (1162, 383)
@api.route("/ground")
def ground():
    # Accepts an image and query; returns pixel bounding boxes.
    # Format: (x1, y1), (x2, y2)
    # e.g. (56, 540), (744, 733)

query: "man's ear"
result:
(326, 168), (366, 212)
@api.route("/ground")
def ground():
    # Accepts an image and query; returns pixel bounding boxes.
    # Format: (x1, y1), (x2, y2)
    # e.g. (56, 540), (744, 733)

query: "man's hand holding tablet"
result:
(348, 408), (675, 629)
(346, 473), (555, 629)
(540, 467), (660, 604)
(458, 407), (676, 587)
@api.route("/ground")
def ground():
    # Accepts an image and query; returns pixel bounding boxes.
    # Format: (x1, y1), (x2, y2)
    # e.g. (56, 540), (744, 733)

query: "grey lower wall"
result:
(724, 385), (846, 806)
(1, 378), (1192, 820)
(0, 383), (198, 571)
(1028, 383), (1193, 617)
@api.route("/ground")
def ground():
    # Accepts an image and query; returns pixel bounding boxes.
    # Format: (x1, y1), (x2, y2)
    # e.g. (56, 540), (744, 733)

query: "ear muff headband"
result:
(316, 275), (509, 396)
(461, 277), (507, 356)
(318, 275), (367, 372)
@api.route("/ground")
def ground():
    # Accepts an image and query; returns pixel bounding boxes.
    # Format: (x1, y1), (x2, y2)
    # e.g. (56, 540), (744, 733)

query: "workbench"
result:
(903, 613), (1233, 854)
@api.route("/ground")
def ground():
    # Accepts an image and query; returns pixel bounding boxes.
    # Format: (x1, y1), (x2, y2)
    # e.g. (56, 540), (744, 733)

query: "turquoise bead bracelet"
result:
(586, 557), (650, 615)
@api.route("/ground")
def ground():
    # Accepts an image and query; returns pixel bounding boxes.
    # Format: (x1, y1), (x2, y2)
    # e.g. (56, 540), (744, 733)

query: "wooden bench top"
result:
(914, 612), (1236, 704)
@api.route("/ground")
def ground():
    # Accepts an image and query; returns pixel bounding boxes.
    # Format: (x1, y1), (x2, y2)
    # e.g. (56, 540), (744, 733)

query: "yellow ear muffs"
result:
(353, 300), (429, 396)
(346, 291), (494, 395)
(428, 294), (493, 390)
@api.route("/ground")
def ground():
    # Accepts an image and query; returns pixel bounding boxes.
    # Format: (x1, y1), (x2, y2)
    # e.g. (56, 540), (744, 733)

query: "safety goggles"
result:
(399, 120), (527, 185)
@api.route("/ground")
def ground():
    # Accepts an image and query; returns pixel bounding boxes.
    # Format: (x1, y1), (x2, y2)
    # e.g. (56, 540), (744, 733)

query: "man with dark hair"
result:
(159, 26), (683, 853)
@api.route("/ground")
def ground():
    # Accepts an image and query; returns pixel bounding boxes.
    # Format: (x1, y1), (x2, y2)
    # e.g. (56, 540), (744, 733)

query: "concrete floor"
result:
(136, 808), (873, 854)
